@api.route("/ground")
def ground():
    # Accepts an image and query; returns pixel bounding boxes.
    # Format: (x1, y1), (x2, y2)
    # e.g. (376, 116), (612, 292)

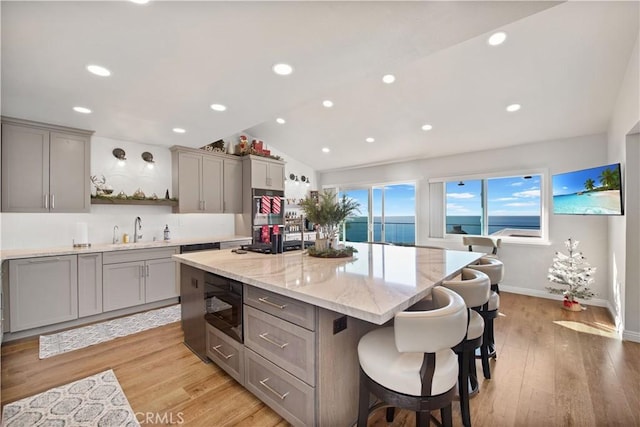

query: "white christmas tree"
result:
(547, 237), (596, 303)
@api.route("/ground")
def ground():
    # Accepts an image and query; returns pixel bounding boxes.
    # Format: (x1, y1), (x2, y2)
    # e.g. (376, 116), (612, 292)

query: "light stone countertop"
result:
(173, 242), (483, 325)
(0, 235), (251, 261)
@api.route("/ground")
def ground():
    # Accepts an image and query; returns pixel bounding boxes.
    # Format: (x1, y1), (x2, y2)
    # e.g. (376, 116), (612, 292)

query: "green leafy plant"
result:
(299, 190), (360, 242)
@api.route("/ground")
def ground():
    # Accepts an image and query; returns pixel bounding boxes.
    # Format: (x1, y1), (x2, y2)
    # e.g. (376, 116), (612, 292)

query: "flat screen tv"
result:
(552, 163), (623, 215)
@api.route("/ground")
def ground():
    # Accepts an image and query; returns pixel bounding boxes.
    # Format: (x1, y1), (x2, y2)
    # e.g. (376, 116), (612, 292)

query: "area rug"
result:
(39, 304), (181, 359)
(1, 369), (139, 427)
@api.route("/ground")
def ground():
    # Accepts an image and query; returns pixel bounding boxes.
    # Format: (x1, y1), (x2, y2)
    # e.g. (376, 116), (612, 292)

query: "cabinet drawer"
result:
(244, 306), (315, 386)
(244, 286), (315, 331)
(103, 247), (177, 264)
(206, 324), (244, 385)
(245, 348), (315, 427)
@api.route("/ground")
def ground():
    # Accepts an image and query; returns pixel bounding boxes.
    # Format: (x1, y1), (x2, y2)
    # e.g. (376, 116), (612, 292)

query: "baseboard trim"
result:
(499, 285), (609, 308)
(622, 330), (640, 343)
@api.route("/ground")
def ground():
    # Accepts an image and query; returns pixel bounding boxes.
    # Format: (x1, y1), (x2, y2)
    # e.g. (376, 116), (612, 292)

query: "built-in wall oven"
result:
(204, 273), (243, 343)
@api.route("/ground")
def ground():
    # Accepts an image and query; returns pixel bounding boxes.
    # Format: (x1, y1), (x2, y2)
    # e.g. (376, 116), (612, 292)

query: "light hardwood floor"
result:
(2, 293), (639, 426)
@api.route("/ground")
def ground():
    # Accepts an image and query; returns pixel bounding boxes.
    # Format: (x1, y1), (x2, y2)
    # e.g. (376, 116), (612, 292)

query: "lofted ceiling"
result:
(1, 1), (638, 172)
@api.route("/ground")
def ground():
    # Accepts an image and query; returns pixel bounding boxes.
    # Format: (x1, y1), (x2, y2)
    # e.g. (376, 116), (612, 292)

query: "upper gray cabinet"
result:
(171, 146), (242, 214)
(244, 155), (285, 191)
(1, 117), (92, 213)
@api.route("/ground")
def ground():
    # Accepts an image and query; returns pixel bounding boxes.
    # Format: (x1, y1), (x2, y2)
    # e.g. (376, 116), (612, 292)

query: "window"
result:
(445, 174), (542, 238)
(338, 183), (416, 245)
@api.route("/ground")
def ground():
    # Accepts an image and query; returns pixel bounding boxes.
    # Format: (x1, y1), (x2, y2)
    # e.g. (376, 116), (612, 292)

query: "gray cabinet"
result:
(145, 257), (178, 303)
(8, 255), (78, 332)
(180, 263), (206, 360)
(78, 253), (103, 317)
(1, 118), (92, 213)
(102, 247), (177, 312)
(243, 287), (316, 426)
(244, 155), (285, 191)
(171, 147), (233, 213)
(102, 261), (145, 312)
(223, 158), (242, 213)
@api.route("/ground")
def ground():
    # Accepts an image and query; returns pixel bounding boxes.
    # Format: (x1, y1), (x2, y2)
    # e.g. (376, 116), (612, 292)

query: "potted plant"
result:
(546, 237), (596, 311)
(298, 190), (360, 257)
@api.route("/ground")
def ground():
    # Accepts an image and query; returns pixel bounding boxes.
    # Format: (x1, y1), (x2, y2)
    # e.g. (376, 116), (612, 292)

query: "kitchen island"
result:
(173, 243), (482, 426)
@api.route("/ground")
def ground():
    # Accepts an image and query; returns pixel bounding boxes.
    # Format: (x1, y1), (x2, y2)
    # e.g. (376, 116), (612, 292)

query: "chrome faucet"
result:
(113, 225), (120, 244)
(134, 216), (143, 243)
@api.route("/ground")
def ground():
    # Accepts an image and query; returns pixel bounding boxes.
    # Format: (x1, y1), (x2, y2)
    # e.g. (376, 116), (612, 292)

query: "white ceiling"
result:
(2, 1), (638, 172)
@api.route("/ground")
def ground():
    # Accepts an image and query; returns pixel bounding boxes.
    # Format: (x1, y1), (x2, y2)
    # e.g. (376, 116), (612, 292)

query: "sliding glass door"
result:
(339, 183), (415, 245)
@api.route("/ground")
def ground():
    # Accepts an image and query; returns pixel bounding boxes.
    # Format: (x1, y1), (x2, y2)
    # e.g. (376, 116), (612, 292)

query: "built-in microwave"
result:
(204, 272), (243, 343)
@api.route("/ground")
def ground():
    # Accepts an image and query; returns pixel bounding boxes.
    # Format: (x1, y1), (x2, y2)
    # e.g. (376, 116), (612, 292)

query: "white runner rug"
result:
(1, 369), (139, 427)
(39, 304), (181, 359)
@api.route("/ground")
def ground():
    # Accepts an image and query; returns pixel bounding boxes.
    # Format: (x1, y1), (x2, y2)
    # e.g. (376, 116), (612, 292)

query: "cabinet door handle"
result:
(140, 265), (145, 278)
(203, 200), (206, 210)
(146, 265), (150, 277)
(258, 332), (289, 349)
(191, 278), (198, 288)
(44, 194), (48, 209)
(51, 194), (55, 210)
(259, 377), (289, 400)
(211, 344), (234, 360)
(257, 297), (287, 310)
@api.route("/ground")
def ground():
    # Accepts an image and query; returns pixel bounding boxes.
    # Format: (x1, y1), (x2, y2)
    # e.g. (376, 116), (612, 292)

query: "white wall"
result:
(607, 34), (640, 341)
(320, 133), (612, 307)
(0, 136), (236, 249)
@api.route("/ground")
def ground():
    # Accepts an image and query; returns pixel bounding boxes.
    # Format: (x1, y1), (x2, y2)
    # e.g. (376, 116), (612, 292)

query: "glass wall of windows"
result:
(445, 174), (542, 238)
(339, 183), (416, 245)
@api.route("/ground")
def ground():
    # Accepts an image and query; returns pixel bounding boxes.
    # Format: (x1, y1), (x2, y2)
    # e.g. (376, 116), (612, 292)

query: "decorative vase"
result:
(563, 298), (583, 312)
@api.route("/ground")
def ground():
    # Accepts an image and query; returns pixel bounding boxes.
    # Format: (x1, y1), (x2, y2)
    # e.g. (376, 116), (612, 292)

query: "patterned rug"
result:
(39, 304), (181, 359)
(1, 369), (139, 426)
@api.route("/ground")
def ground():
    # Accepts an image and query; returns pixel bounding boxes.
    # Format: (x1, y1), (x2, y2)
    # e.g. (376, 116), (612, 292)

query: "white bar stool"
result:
(357, 287), (468, 427)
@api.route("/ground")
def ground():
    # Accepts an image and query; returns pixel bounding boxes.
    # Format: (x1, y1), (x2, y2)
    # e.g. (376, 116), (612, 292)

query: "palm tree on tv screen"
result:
(598, 167), (620, 190)
(584, 178), (595, 191)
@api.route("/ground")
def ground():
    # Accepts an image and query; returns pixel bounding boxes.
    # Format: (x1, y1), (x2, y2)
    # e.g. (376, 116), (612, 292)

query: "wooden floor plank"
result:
(2, 293), (639, 426)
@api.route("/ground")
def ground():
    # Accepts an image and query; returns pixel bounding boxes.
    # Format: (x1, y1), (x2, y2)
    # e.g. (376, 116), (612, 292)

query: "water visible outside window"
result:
(445, 175), (541, 237)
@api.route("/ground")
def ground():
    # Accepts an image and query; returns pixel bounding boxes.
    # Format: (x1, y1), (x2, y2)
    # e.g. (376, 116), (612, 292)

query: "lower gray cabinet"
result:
(146, 257), (178, 303)
(78, 253), (103, 317)
(9, 255), (78, 332)
(102, 248), (177, 312)
(206, 323), (244, 385)
(103, 261), (145, 312)
(244, 348), (315, 427)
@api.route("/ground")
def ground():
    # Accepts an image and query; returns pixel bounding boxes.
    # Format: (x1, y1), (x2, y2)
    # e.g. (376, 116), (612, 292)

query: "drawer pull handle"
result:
(259, 377), (289, 400)
(257, 297), (287, 310)
(211, 344), (234, 360)
(259, 333), (289, 349)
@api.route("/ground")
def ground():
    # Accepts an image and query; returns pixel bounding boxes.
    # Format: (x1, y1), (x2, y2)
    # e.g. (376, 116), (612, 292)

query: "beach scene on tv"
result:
(552, 164), (623, 215)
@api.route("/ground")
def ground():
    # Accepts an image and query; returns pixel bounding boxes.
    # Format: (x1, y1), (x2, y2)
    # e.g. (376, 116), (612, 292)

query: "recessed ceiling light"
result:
(276, 118), (286, 124)
(488, 31), (507, 46)
(322, 147), (330, 153)
(272, 63), (293, 76)
(210, 103), (227, 112)
(506, 103), (521, 112)
(173, 128), (186, 134)
(73, 106), (91, 114)
(382, 74), (396, 84)
(130, 0), (150, 4)
(421, 124), (433, 131)
(365, 137), (375, 143)
(322, 100), (334, 108)
(86, 64), (111, 77)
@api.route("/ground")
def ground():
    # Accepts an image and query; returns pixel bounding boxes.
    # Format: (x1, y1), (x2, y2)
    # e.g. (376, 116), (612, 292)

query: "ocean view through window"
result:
(340, 183), (416, 245)
(446, 174), (542, 238)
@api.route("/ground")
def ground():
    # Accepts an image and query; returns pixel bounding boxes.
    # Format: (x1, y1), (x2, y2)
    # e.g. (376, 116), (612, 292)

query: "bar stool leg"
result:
(357, 372), (370, 427)
(458, 350), (472, 427)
